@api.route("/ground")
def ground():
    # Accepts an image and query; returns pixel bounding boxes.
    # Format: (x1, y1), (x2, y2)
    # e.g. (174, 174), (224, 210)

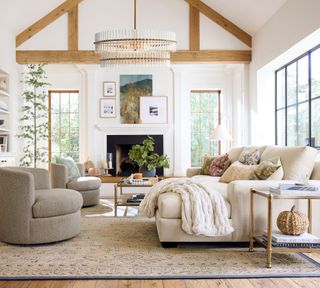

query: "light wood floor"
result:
(0, 278), (320, 288)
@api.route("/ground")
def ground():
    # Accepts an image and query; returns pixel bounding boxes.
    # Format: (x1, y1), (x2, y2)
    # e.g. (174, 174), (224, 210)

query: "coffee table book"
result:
(269, 184), (320, 195)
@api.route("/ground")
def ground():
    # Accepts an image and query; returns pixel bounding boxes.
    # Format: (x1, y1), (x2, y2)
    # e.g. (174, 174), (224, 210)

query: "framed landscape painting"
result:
(100, 98), (116, 118)
(120, 75), (152, 124)
(140, 96), (167, 124)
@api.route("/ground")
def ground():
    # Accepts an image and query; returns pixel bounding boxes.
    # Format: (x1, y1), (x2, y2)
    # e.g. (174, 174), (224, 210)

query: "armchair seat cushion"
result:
(33, 189), (83, 218)
(67, 177), (101, 191)
(158, 192), (231, 219)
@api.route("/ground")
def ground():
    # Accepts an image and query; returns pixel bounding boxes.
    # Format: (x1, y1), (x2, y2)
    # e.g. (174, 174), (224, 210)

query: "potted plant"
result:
(128, 137), (169, 177)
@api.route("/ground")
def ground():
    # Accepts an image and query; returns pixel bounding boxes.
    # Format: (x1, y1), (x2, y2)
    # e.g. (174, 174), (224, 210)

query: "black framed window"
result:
(275, 44), (320, 148)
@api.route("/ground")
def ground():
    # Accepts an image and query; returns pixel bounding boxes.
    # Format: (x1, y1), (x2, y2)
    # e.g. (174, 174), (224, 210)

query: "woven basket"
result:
(277, 205), (309, 235)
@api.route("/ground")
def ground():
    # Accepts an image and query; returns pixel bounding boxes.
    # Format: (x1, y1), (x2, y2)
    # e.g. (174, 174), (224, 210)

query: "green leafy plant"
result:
(18, 64), (50, 167)
(128, 137), (170, 171)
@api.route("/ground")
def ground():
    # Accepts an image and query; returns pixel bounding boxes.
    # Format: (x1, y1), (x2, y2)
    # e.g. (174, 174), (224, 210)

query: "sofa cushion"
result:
(311, 160), (320, 180)
(33, 189), (83, 218)
(227, 146), (244, 163)
(219, 161), (258, 183)
(192, 175), (228, 199)
(249, 157), (282, 180)
(260, 146), (317, 180)
(209, 153), (231, 176)
(239, 148), (260, 165)
(201, 155), (216, 175)
(158, 192), (231, 219)
(67, 176), (101, 191)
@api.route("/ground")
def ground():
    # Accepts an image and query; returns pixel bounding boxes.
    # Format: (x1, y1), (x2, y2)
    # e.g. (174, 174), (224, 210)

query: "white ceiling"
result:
(1, 0), (288, 36)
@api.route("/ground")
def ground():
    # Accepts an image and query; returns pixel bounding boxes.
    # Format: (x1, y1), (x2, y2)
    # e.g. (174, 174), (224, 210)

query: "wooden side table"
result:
(249, 189), (320, 268)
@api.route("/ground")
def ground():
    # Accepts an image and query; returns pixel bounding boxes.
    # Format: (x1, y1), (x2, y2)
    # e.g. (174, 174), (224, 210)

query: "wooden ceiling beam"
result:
(16, 50), (252, 64)
(68, 4), (79, 50)
(189, 4), (200, 51)
(185, 0), (252, 48)
(16, 0), (83, 48)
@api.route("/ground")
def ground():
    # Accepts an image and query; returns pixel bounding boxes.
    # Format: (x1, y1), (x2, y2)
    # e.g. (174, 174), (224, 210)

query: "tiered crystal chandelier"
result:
(94, 0), (176, 67)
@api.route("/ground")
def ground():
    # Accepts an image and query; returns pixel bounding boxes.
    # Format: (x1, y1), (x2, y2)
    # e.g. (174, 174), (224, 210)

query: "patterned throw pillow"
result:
(56, 156), (81, 178)
(249, 157), (282, 180)
(219, 161), (258, 183)
(239, 148), (260, 165)
(201, 155), (217, 175)
(209, 153), (231, 177)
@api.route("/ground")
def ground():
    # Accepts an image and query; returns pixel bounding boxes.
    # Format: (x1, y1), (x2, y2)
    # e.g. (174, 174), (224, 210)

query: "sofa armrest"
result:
(77, 163), (85, 177)
(186, 167), (202, 177)
(227, 180), (295, 241)
(50, 163), (68, 188)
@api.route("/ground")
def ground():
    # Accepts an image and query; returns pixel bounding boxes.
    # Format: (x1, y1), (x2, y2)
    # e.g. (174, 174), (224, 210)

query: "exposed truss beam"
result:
(185, 0), (252, 47)
(68, 4), (79, 50)
(16, 50), (252, 64)
(16, 0), (83, 47)
(189, 4), (200, 51)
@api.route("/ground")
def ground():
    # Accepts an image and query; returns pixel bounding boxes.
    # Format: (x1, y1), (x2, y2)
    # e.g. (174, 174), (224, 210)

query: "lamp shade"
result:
(210, 124), (232, 141)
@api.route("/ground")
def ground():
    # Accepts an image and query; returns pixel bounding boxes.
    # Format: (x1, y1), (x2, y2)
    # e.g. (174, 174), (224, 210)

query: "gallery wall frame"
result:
(103, 81), (116, 97)
(140, 96), (168, 124)
(100, 98), (116, 118)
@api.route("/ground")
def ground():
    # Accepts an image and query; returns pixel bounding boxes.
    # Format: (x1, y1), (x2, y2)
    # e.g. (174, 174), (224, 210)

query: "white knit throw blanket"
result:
(139, 178), (234, 237)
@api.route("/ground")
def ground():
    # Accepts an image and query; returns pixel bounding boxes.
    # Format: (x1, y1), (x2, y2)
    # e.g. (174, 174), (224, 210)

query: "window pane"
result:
(312, 98), (320, 147)
(287, 106), (297, 146)
(51, 93), (60, 113)
(277, 69), (286, 109)
(190, 91), (220, 166)
(297, 56), (309, 102)
(311, 49), (320, 98)
(60, 93), (69, 113)
(70, 93), (79, 113)
(287, 63), (297, 106)
(276, 110), (285, 146)
(297, 102), (309, 146)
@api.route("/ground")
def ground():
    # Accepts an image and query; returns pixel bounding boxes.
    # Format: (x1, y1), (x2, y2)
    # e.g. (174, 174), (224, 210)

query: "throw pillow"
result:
(239, 148), (260, 165)
(249, 157), (282, 180)
(56, 156), (81, 178)
(201, 155), (216, 175)
(219, 161), (258, 183)
(209, 153), (231, 177)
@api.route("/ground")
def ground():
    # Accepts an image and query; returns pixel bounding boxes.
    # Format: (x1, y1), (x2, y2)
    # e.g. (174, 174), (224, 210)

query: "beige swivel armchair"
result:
(50, 163), (101, 207)
(0, 167), (83, 245)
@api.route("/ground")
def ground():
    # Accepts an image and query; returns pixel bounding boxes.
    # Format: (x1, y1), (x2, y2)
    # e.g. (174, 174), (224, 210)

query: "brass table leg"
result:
(267, 194), (273, 268)
(114, 184), (117, 217)
(308, 199), (312, 234)
(249, 189), (254, 252)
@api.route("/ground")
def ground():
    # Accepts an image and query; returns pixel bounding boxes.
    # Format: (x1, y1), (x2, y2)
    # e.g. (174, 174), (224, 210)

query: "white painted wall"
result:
(0, 21), (19, 160)
(249, 0), (320, 145)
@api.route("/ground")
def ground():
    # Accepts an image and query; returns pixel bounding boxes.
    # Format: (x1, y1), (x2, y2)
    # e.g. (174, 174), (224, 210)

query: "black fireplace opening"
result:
(106, 135), (164, 176)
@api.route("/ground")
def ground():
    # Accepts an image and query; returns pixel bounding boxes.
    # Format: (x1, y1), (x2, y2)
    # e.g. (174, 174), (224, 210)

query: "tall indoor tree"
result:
(18, 64), (49, 167)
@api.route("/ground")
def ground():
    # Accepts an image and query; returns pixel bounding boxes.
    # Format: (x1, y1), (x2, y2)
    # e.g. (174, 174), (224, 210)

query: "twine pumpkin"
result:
(84, 159), (95, 172)
(277, 205), (309, 235)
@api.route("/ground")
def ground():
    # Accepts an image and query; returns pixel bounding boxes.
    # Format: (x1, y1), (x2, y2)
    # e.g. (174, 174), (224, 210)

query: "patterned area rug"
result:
(0, 204), (320, 279)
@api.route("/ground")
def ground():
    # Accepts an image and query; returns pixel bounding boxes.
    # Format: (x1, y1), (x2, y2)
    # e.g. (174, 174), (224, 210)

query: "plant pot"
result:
(139, 166), (156, 177)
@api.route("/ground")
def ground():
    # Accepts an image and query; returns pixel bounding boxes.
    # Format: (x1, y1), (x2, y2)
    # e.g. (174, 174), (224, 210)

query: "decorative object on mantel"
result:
(277, 205), (309, 235)
(140, 96), (167, 124)
(120, 75), (152, 124)
(94, 0), (176, 67)
(84, 158), (95, 173)
(100, 153), (113, 176)
(103, 81), (116, 97)
(128, 136), (169, 177)
(17, 64), (49, 168)
(100, 98), (116, 118)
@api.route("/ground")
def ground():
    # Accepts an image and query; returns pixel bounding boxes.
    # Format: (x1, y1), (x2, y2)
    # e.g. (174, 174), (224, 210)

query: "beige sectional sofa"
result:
(156, 146), (320, 245)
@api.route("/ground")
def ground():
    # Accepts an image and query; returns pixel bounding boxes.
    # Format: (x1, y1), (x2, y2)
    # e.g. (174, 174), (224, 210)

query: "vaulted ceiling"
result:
(1, 0), (287, 35)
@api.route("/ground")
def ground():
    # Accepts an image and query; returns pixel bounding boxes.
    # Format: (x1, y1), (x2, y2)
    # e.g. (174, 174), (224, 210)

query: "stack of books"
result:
(126, 194), (145, 203)
(258, 230), (320, 248)
(269, 184), (320, 196)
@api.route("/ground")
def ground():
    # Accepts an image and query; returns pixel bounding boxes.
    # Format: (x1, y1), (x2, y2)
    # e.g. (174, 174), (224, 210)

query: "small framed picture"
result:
(103, 81), (116, 97)
(100, 98), (116, 118)
(140, 96), (167, 124)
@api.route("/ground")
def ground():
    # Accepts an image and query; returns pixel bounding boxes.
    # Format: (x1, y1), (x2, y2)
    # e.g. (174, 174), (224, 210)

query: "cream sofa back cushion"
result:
(311, 160), (320, 180)
(260, 146), (317, 180)
(227, 146), (267, 163)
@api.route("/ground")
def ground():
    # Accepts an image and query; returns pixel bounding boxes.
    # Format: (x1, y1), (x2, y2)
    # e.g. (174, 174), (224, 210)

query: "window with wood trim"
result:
(275, 44), (320, 148)
(48, 90), (80, 162)
(190, 90), (221, 167)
